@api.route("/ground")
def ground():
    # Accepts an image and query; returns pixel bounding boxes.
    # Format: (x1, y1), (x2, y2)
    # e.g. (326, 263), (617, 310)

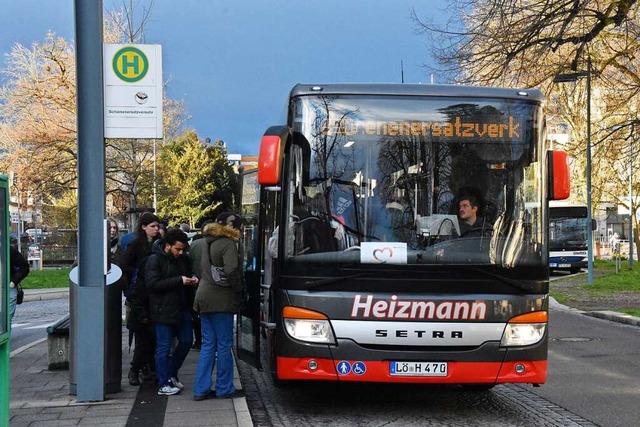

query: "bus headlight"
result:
(500, 311), (547, 347)
(284, 318), (335, 343)
(500, 323), (546, 346)
(282, 306), (336, 344)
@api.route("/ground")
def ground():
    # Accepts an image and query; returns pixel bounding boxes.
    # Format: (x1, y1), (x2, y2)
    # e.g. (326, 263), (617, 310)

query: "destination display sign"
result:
(323, 115), (523, 141)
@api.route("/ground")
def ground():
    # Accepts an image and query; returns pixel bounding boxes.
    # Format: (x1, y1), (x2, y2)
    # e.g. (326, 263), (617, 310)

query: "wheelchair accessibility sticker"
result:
(352, 361), (366, 375)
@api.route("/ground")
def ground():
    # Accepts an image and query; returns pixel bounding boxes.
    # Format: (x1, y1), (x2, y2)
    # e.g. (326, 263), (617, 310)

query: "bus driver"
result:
(457, 195), (493, 238)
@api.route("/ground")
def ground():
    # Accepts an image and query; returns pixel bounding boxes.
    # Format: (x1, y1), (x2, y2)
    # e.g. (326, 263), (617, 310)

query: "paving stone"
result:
(31, 419), (81, 427)
(10, 412), (61, 423)
(76, 415), (129, 425)
(164, 411), (238, 426)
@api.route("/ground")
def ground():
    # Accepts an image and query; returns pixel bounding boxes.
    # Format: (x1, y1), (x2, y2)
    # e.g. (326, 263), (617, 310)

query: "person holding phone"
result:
(145, 228), (198, 396)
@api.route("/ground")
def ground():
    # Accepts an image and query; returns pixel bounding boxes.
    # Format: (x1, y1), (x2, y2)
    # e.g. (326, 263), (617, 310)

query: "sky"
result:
(0, 1), (451, 155)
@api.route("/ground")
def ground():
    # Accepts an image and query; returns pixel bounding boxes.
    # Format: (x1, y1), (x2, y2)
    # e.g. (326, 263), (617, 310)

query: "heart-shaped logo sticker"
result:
(372, 247), (393, 263)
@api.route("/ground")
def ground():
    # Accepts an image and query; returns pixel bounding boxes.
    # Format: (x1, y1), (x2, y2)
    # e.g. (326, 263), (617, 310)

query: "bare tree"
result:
(0, 33), (77, 200)
(414, 0), (640, 253)
(105, 0), (155, 44)
(0, 2), (189, 228)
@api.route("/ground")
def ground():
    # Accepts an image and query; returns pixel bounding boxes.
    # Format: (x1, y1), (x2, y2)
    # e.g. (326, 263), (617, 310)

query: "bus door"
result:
(237, 169), (262, 369)
(237, 182), (279, 369)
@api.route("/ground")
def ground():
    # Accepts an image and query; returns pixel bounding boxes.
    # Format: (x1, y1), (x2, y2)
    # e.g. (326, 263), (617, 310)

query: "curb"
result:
(550, 297), (640, 327)
(23, 289), (69, 302)
(9, 337), (47, 358)
(584, 311), (640, 327)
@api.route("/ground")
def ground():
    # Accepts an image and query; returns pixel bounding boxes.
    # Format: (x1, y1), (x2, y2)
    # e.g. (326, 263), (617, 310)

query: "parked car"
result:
(25, 228), (44, 238)
(25, 228), (51, 242)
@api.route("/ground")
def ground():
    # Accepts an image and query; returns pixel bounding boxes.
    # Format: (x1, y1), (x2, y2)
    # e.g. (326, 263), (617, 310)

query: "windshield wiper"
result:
(466, 267), (535, 292)
(305, 272), (370, 291)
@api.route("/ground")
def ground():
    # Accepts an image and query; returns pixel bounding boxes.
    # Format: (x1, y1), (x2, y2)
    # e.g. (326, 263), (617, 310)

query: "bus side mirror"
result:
(592, 219), (597, 231)
(258, 126), (291, 186)
(548, 150), (570, 200)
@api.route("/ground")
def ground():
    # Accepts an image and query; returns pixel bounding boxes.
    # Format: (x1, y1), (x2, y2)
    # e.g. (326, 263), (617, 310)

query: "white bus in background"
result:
(549, 201), (590, 273)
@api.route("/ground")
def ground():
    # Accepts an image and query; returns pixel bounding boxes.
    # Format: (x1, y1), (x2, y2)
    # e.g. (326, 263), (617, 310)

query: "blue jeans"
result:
(194, 312), (235, 397)
(9, 286), (17, 324)
(155, 310), (193, 387)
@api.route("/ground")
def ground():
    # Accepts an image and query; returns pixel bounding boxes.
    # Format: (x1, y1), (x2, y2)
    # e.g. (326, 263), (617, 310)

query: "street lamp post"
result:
(630, 126), (634, 269)
(554, 57), (593, 283)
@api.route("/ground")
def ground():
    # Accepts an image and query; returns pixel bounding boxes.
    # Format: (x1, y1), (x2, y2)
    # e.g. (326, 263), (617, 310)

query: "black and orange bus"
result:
(238, 83), (570, 388)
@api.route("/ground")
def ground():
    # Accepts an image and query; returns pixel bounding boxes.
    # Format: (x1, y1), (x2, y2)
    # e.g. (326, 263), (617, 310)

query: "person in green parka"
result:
(191, 212), (244, 400)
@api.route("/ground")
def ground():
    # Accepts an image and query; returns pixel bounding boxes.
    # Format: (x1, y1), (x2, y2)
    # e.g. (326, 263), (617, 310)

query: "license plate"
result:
(559, 263), (571, 267)
(390, 361), (448, 376)
(550, 263), (558, 267)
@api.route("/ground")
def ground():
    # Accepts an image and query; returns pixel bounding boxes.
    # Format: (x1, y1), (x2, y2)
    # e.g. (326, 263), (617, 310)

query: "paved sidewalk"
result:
(10, 325), (253, 427)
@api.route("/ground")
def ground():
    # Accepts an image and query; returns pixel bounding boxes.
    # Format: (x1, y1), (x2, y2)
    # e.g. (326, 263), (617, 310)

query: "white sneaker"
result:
(158, 384), (181, 396)
(170, 376), (184, 390)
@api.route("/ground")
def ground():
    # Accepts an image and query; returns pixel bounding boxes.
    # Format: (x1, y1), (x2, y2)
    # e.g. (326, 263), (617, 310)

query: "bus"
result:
(549, 202), (588, 273)
(237, 84), (570, 388)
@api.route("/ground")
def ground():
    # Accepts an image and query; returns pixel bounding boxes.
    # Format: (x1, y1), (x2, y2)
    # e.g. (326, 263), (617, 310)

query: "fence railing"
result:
(19, 245), (77, 266)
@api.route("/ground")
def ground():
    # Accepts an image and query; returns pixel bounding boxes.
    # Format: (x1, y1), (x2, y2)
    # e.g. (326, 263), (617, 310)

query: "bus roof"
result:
(290, 83), (544, 103)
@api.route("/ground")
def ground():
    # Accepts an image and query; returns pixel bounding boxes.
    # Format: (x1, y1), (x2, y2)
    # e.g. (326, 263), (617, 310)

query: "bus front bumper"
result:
(275, 340), (547, 384)
(277, 357), (547, 384)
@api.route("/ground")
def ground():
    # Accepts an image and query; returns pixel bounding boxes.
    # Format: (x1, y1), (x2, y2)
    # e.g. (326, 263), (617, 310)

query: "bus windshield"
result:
(283, 94), (544, 268)
(549, 206), (588, 250)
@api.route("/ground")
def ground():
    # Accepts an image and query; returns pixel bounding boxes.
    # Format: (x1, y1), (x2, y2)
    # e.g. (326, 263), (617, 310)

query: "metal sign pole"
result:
(586, 58), (593, 283)
(74, 0), (106, 402)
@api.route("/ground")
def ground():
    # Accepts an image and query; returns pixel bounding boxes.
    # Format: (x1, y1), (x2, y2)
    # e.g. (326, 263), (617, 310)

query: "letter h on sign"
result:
(122, 54), (139, 74)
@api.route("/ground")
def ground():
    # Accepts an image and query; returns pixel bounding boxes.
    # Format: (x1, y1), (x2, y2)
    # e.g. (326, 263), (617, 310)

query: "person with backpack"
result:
(191, 212), (244, 400)
(121, 212), (161, 386)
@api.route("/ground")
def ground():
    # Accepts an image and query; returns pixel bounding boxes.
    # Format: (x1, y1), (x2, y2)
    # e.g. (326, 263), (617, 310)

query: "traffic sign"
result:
(104, 44), (163, 139)
(112, 46), (149, 83)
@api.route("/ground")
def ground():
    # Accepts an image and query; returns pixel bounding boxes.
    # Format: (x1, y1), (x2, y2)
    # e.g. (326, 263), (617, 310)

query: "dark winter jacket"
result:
(10, 245), (30, 285)
(458, 216), (493, 238)
(121, 236), (156, 288)
(192, 222), (243, 314)
(145, 241), (195, 326)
